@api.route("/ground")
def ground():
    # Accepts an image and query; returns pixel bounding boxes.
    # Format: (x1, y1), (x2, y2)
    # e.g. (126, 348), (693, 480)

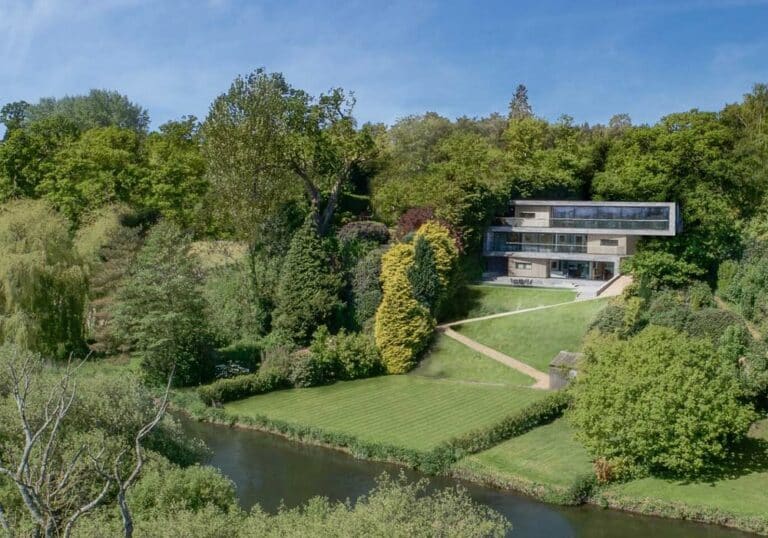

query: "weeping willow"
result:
(0, 200), (87, 358)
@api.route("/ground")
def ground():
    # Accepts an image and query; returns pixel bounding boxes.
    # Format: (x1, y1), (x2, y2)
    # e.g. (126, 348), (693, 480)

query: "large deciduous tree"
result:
(570, 326), (755, 479)
(203, 69), (375, 242)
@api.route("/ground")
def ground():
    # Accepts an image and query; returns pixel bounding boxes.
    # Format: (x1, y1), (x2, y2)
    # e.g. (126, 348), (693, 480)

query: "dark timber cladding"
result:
(483, 200), (679, 282)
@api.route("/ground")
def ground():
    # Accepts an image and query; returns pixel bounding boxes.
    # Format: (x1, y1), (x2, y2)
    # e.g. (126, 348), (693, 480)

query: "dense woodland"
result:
(1, 73), (768, 535)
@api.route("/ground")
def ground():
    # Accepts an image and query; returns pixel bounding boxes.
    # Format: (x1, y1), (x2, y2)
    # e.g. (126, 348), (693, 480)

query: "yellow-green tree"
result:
(414, 221), (458, 289)
(374, 244), (434, 374)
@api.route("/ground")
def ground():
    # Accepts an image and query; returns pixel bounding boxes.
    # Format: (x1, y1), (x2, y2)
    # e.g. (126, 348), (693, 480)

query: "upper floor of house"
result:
(489, 200), (680, 237)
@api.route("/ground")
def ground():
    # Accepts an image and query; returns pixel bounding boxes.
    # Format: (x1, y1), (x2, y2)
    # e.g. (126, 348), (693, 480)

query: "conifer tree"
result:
(408, 236), (439, 312)
(272, 216), (343, 344)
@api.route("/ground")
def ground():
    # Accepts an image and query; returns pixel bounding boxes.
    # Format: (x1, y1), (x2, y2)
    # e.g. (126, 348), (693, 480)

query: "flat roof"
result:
(513, 200), (675, 208)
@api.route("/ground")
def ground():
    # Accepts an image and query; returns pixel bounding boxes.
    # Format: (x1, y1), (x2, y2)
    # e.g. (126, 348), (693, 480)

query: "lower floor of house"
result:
(485, 257), (617, 281)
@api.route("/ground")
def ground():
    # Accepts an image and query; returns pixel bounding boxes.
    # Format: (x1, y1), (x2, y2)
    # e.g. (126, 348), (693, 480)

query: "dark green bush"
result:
(197, 370), (288, 405)
(685, 307), (745, 342)
(590, 304), (627, 335)
(337, 220), (390, 245)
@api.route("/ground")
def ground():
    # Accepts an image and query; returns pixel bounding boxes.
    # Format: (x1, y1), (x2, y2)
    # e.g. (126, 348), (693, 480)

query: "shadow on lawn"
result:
(440, 286), (484, 323)
(666, 437), (768, 485)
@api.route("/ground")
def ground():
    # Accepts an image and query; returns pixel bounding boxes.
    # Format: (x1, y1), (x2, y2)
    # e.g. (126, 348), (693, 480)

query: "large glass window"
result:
(550, 205), (669, 230)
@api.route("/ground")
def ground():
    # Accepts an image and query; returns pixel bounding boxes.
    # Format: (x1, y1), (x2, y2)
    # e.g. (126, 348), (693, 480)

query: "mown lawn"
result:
(453, 419), (592, 491)
(225, 376), (547, 451)
(451, 285), (577, 320)
(411, 333), (535, 386)
(600, 419), (768, 520)
(454, 298), (608, 371)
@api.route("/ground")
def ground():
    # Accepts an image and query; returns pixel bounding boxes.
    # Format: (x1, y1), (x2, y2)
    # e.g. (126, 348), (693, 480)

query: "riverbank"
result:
(174, 386), (768, 537)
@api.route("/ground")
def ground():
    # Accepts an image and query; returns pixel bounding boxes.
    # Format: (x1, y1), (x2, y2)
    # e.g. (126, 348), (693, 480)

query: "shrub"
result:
(272, 217), (343, 345)
(374, 244), (435, 374)
(310, 326), (383, 380)
(686, 280), (714, 310)
(717, 259), (739, 296)
(350, 248), (385, 329)
(113, 221), (214, 386)
(414, 221), (459, 290)
(337, 220), (390, 245)
(197, 370), (288, 405)
(684, 307), (746, 342)
(214, 339), (262, 377)
(570, 326), (756, 478)
(724, 241), (768, 330)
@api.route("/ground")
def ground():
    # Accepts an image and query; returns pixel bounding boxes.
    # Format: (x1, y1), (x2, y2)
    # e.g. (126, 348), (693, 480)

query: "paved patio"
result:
(481, 275), (606, 298)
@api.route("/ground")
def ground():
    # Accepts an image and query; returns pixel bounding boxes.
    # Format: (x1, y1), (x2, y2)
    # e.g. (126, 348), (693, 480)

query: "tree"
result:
(0, 115), (80, 200)
(0, 101), (30, 135)
(350, 247), (384, 329)
(113, 221), (214, 386)
(623, 249), (705, 290)
(408, 236), (439, 312)
(374, 244), (434, 373)
(0, 200), (87, 358)
(272, 217), (343, 344)
(37, 126), (147, 225)
(23, 90), (149, 133)
(141, 117), (207, 228)
(203, 69), (376, 241)
(570, 326), (756, 478)
(508, 84), (533, 120)
(0, 345), (172, 537)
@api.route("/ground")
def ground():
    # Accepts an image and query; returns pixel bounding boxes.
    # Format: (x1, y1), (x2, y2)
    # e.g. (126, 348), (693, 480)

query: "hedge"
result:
(189, 387), (569, 475)
(198, 370), (289, 406)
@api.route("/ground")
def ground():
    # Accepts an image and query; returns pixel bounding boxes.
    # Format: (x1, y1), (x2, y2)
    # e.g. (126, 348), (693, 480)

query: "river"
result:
(180, 417), (754, 538)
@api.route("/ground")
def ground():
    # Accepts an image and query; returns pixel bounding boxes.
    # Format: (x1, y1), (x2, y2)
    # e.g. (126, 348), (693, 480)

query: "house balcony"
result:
(488, 241), (588, 254)
(496, 216), (669, 231)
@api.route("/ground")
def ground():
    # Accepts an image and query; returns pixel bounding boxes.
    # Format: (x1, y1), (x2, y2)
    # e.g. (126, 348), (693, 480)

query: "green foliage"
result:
(272, 217), (343, 344)
(309, 326), (383, 380)
(374, 244), (435, 374)
(203, 69), (376, 241)
(0, 115), (80, 200)
(717, 259), (739, 296)
(37, 126), (147, 224)
(571, 326), (756, 478)
(79, 473), (509, 538)
(623, 249), (704, 290)
(0, 200), (87, 357)
(350, 247), (384, 329)
(337, 220), (389, 244)
(408, 236), (439, 311)
(723, 241), (768, 332)
(142, 117), (208, 228)
(113, 221), (214, 386)
(23, 89), (149, 133)
(127, 461), (237, 518)
(197, 369), (288, 406)
(203, 261), (269, 345)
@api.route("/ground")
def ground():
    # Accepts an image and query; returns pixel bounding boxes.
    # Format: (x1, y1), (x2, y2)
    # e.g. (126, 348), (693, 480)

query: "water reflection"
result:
(179, 417), (753, 538)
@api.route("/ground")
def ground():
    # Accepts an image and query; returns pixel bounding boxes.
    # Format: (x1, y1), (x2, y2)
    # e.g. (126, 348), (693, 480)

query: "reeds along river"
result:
(179, 416), (754, 538)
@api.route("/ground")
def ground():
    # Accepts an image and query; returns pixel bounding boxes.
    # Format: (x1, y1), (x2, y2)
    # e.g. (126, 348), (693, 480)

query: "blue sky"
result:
(1, 0), (767, 129)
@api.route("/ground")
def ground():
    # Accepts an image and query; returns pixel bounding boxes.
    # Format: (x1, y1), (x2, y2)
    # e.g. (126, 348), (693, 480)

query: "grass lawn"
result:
(225, 376), (547, 451)
(451, 285), (577, 320)
(600, 418), (768, 523)
(411, 333), (535, 386)
(454, 298), (608, 371)
(452, 419), (593, 504)
(454, 419), (592, 489)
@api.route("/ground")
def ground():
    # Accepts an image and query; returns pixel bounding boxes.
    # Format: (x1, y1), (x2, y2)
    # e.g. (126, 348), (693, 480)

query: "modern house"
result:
(484, 200), (679, 281)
